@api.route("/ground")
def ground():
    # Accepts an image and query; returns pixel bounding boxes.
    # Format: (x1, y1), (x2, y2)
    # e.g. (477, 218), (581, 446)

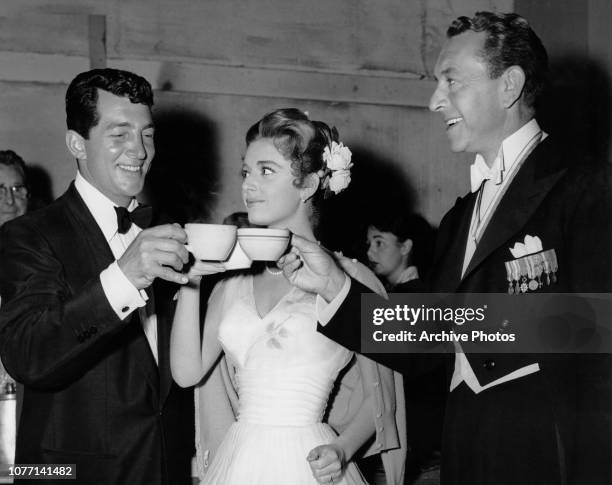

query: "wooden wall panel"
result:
(110, 0), (512, 76)
(110, 0), (426, 74)
(0, 82), (77, 198)
(0, 12), (88, 56)
(0, 0), (512, 234)
(148, 90), (470, 232)
(0, 81), (469, 234)
(516, 0), (612, 164)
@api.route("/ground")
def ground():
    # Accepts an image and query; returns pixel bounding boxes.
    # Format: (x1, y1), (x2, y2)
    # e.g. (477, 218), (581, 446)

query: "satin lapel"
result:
(128, 311), (160, 405)
(463, 141), (568, 280)
(154, 281), (175, 405)
(62, 184), (114, 275)
(63, 183), (160, 399)
(436, 194), (477, 291)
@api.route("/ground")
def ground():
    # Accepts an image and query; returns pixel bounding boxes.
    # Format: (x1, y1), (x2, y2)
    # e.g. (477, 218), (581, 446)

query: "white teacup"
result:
(223, 241), (253, 270)
(237, 228), (290, 261)
(184, 223), (237, 261)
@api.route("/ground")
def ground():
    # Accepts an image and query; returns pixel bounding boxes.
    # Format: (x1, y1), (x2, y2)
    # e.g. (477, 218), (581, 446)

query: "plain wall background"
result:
(0, 0), (610, 252)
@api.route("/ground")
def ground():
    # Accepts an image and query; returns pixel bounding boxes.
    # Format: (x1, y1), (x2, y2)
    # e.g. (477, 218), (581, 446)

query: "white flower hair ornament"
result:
(320, 140), (353, 197)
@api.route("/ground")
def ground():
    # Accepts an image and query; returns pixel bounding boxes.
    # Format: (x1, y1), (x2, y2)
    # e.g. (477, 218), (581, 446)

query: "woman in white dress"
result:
(171, 109), (406, 485)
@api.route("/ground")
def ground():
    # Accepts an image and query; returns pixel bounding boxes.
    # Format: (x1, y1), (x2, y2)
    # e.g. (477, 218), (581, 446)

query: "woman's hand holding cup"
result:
(185, 260), (226, 286)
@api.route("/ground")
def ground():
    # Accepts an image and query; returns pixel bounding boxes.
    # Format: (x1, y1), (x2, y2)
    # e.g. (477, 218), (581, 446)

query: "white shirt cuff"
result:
(316, 275), (351, 326)
(100, 261), (147, 320)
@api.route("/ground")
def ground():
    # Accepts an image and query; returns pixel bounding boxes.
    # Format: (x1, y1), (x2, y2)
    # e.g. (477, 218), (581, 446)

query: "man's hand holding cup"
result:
(118, 223), (190, 289)
(278, 234), (346, 302)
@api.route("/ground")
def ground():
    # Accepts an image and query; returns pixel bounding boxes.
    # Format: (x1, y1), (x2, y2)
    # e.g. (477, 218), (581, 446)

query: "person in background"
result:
(0, 150), (29, 229)
(0, 150), (29, 464)
(364, 210), (446, 484)
(365, 211), (434, 292)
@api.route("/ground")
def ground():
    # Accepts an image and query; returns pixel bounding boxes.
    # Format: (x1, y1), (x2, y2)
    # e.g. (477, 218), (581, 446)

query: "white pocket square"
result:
(509, 235), (543, 258)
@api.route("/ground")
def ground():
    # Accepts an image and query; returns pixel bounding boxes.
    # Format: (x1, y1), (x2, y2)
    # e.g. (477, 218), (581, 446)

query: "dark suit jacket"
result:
(390, 280), (447, 471)
(428, 138), (612, 484)
(0, 184), (193, 484)
(321, 137), (612, 483)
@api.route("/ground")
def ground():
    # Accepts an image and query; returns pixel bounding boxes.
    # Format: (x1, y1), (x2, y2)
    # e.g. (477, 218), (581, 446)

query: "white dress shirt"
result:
(452, 119), (545, 393)
(317, 274), (352, 325)
(75, 172), (158, 364)
(317, 122), (546, 394)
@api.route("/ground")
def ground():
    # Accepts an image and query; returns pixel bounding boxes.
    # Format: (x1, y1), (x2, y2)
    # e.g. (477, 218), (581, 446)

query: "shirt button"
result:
(375, 443), (382, 448)
(376, 413), (382, 418)
(483, 359), (496, 370)
(378, 426), (384, 432)
(373, 381), (379, 387)
(121, 306), (129, 313)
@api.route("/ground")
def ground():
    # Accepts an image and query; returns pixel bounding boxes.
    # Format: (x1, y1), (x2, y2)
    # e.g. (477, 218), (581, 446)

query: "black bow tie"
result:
(114, 205), (153, 234)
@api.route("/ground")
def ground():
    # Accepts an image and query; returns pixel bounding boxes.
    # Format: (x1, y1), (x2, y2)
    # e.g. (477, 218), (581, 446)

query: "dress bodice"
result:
(217, 275), (352, 426)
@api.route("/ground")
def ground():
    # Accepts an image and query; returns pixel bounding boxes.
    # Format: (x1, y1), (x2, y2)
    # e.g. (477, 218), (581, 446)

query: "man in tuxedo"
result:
(280, 11), (611, 485)
(0, 68), (194, 484)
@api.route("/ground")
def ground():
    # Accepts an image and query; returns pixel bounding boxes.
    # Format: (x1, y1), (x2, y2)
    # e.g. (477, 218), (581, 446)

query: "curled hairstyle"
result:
(0, 150), (27, 182)
(245, 108), (339, 208)
(66, 68), (154, 139)
(369, 211), (434, 273)
(448, 11), (548, 108)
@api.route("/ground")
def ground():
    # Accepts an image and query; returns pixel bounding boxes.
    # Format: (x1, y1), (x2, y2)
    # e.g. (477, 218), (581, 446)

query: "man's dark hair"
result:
(0, 150), (27, 182)
(448, 11), (548, 108)
(66, 68), (154, 138)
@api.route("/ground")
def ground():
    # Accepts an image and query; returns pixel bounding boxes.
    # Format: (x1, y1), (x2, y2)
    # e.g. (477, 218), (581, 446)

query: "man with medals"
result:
(279, 11), (612, 485)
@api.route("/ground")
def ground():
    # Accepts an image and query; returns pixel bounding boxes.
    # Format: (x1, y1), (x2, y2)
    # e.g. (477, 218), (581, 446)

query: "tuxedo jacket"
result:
(321, 137), (612, 482)
(430, 138), (612, 482)
(0, 184), (193, 484)
(428, 137), (611, 376)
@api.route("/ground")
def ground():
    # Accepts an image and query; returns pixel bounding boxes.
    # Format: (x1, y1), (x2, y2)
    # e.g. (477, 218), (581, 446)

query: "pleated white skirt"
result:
(201, 421), (368, 485)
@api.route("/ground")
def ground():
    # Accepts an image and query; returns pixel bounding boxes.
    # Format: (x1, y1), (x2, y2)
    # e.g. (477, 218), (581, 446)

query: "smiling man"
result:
(425, 12), (611, 485)
(0, 69), (194, 484)
(279, 11), (612, 485)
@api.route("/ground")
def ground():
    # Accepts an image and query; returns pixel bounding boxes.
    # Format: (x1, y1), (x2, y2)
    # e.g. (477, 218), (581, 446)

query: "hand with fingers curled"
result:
(306, 443), (346, 484)
(118, 223), (191, 289)
(277, 234), (346, 302)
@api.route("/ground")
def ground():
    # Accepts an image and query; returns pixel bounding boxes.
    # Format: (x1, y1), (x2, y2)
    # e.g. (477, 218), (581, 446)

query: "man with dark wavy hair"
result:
(0, 68), (194, 484)
(281, 11), (611, 485)
(426, 12), (610, 485)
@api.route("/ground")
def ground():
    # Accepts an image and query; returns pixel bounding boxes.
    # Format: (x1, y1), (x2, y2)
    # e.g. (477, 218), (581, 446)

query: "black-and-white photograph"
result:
(0, 1), (610, 484)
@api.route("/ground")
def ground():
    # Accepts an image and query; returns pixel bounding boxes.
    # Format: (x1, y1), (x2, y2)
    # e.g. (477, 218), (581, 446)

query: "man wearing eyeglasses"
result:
(0, 150), (29, 228)
(0, 149), (28, 467)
